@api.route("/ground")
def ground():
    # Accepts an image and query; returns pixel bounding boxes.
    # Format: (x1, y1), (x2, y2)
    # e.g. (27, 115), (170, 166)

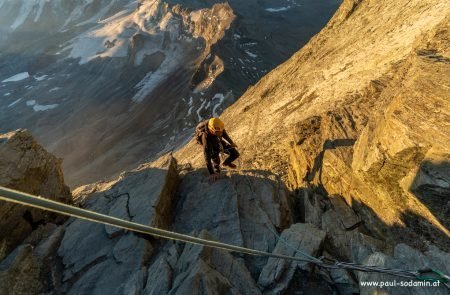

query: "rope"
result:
(0, 185), (448, 288)
(0, 186), (317, 264)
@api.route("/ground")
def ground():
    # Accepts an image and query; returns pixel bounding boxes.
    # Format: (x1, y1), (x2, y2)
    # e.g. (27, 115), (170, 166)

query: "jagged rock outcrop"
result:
(258, 223), (327, 294)
(0, 129), (71, 260)
(57, 154), (178, 294)
(146, 231), (261, 295)
(173, 168), (294, 277)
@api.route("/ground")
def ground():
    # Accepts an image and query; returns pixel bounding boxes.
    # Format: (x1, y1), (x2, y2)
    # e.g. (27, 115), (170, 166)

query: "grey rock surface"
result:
(173, 169), (294, 277)
(258, 223), (327, 294)
(166, 230), (261, 295)
(57, 154), (178, 294)
(321, 196), (385, 263)
(2, 0), (450, 294)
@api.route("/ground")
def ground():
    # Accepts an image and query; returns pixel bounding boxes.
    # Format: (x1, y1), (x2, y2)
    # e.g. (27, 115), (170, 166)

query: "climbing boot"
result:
(222, 162), (237, 169)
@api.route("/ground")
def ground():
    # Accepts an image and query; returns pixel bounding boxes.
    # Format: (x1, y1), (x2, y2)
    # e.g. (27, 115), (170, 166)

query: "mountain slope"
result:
(0, 0), (340, 187)
(175, 0), (450, 250)
(1, 0), (449, 293)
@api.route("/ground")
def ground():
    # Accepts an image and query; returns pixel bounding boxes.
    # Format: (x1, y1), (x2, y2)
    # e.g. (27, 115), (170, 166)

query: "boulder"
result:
(258, 223), (327, 294)
(172, 169), (294, 277)
(57, 154), (178, 294)
(153, 230), (261, 295)
(0, 129), (71, 260)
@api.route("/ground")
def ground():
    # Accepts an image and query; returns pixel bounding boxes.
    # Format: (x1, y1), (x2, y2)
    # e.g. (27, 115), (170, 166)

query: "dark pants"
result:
(222, 145), (240, 165)
(211, 142), (240, 169)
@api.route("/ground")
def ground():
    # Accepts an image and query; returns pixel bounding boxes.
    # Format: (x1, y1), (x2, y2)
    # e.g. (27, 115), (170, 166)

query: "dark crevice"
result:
(104, 192), (134, 219)
(416, 49), (450, 64)
(63, 255), (108, 291)
(22, 210), (46, 230)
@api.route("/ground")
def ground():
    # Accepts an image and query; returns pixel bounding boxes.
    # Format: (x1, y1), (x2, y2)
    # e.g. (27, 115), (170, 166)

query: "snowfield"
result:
(2, 72), (30, 82)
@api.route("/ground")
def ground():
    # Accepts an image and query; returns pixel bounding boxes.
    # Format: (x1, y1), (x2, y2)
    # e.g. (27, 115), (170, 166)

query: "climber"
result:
(195, 117), (240, 183)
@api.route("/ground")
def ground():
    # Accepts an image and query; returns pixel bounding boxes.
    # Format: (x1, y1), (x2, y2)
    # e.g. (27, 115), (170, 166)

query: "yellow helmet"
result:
(208, 118), (224, 133)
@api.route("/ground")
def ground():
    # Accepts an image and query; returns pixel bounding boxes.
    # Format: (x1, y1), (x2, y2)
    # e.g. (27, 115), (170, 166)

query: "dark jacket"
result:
(196, 120), (235, 174)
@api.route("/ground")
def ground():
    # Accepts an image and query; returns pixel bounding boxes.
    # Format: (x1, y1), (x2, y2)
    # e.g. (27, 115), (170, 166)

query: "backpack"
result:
(194, 120), (208, 145)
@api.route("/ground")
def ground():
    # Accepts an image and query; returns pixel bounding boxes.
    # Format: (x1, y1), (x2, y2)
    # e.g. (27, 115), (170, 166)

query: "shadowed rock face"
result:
(0, 129), (71, 261)
(359, 244), (450, 295)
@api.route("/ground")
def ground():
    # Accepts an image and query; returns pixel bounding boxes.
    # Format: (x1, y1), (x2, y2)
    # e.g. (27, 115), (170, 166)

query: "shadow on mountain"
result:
(299, 177), (449, 253)
(307, 138), (356, 189)
(409, 160), (450, 231)
(350, 197), (449, 252)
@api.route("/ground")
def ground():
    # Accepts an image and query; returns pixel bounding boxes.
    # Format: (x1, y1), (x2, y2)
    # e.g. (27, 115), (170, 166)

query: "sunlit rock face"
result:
(0, 0), (340, 187)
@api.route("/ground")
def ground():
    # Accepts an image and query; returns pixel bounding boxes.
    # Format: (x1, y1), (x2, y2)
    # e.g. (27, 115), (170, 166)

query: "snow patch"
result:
(76, 1), (118, 26)
(49, 87), (61, 92)
(8, 98), (22, 108)
(211, 93), (225, 117)
(4, 93), (10, 96)
(132, 54), (181, 102)
(63, 0), (95, 28)
(245, 50), (258, 58)
(11, 1), (35, 30)
(265, 6), (291, 12)
(34, 0), (49, 23)
(187, 106), (194, 116)
(2, 72), (30, 82)
(99, 9), (131, 24)
(196, 99), (207, 122)
(187, 97), (194, 116)
(33, 104), (59, 112)
(25, 99), (58, 111)
(68, 1), (174, 65)
(34, 74), (48, 81)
